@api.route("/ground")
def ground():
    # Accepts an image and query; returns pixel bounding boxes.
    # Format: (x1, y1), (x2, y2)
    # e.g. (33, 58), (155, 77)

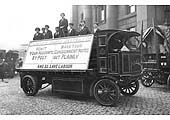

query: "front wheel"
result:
(141, 72), (154, 87)
(22, 75), (39, 96)
(93, 79), (120, 106)
(120, 80), (139, 96)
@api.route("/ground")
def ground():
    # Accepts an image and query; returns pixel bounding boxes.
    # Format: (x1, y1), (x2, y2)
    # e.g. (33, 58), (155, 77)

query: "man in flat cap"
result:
(33, 27), (43, 40)
(68, 23), (77, 36)
(79, 20), (91, 35)
(59, 13), (68, 37)
(54, 27), (60, 38)
(44, 25), (53, 39)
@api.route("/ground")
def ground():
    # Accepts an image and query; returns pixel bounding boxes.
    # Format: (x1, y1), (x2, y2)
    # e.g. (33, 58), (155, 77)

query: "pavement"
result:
(0, 75), (170, 115)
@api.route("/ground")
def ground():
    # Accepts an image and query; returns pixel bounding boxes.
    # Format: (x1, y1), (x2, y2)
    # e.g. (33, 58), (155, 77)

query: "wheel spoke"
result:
(129, 87), (133, 92)
(127, 88), (131, 93)
(98, 84), (104, 89)
(102, 82), (107, 89)
(100, 93), (107, 101)
(108, 94), (115, 101)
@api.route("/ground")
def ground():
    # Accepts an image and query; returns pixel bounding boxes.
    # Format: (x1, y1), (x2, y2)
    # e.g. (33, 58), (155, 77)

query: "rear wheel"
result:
(141, 72), (154, 87)
(120, 80), (139, 96)
(22, 75), (39, 96)
(93, 79), (120, 106)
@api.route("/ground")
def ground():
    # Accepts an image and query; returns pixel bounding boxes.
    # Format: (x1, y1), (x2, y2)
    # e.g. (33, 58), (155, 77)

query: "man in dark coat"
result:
(44, 25), (53, 39)
(33, 27), (43, 40)
(0, 60), (8, 83)
(41, 27), (46, 39)
(68, 23), (77, 36)
(54, 27), (60, 38)
(59, 13), (68, 37)
(79, 20), (91, 35)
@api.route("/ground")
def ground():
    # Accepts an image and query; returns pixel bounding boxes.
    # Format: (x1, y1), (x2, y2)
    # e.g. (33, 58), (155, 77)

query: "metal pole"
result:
(152, 18), (159, 68)
(140, 20), (143, 69)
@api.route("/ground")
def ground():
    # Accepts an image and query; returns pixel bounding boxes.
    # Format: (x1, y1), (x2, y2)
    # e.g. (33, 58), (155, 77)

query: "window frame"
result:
(94, 5), (106, 24)
(128, 5), (136, 14)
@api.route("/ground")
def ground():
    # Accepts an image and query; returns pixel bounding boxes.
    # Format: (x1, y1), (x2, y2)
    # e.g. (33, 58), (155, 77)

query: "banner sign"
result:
(22, 34), (94, 70)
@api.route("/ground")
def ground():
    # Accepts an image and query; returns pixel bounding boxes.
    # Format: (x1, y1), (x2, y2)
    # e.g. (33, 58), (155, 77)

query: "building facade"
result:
(71, 5), (170, 33)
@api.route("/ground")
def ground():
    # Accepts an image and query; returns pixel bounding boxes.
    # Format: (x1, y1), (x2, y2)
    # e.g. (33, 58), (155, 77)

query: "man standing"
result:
(79, 20), (91, 35)
(0, 59), (8, 83)
(68, 23), (77, 36)
(44, 25), (53, 39)
(33, 27), (43, 40)
(59, 13), (68, 37)
(93, 23), (100, 34)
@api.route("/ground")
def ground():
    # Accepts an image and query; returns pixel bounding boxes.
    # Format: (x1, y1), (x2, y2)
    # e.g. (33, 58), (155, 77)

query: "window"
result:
(101, 6), (105, 21)
(128, 5), (136, 14)
(94, 5), (106, 24)
(95, 7), (98, 22)
(126, 36), (140, 51)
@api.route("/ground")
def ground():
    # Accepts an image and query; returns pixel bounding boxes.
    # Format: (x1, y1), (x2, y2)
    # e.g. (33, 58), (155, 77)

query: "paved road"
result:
(0, 75), (170, 115)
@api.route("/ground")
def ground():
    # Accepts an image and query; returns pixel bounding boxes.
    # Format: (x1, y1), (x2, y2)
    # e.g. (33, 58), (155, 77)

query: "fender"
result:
(89, 75), (119, 96)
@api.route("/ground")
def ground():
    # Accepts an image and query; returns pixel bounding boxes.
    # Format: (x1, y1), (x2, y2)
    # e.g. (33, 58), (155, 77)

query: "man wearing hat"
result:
(41, 27), (46, 39)
(59, 13), (68, 37)
(0, 59), (8, 83)
(54, 27), (60, 38)
(33, 27), (43, 40)
(68, 23), (77, 36)
(44, 25), (53, 39)
(79, 20), (91, 35)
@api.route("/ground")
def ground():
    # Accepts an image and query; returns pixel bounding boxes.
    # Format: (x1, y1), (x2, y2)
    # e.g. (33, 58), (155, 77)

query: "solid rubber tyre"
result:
(141, 72), (154, 87)
(22, 75), (39, 96)
(93, 79), (120, 106)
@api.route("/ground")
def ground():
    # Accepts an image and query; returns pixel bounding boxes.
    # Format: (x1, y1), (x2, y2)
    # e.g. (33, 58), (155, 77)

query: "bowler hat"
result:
(45, 25), (49, 28)
(60, 13), (65, 16)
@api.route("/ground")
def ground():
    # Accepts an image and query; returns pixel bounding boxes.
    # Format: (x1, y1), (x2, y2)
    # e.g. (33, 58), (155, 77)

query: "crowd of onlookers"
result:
(33, 13), (100, 40)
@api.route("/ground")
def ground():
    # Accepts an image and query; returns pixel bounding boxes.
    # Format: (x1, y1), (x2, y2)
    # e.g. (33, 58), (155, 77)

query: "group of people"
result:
(33, 13), (100, 40)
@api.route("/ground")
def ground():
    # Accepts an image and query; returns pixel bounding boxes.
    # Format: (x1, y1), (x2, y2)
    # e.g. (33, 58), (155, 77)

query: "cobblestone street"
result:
(0, 75), (170, 115)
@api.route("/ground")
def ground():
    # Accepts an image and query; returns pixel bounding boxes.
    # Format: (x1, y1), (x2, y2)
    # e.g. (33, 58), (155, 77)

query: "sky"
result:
(0, 0), (169, 51)
(0, 0), (72, 50)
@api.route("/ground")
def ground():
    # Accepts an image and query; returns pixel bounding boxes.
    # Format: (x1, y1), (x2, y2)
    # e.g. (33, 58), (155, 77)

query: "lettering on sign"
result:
(22, 35), (94, 70)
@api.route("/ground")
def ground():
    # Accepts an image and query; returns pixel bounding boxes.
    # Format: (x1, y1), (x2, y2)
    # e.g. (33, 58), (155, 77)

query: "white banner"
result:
(22, 34), (94, 70)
